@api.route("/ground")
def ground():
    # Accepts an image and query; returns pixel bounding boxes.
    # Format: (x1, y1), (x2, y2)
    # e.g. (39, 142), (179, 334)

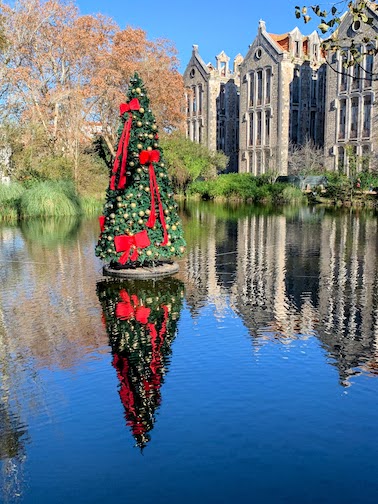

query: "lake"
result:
(0, 202), (378, 504)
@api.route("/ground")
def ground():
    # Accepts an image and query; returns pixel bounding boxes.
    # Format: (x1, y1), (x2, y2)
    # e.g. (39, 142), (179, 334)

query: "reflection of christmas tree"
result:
(97, 278), (184, 449)
(95, 73), (186, 268)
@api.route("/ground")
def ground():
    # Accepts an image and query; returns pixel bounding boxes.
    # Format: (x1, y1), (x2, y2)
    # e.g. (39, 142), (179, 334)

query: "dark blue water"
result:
(1, 204), (378, 503)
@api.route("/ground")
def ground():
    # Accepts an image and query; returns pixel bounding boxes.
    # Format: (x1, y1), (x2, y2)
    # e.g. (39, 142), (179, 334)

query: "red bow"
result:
(114, 229), (150, 264)
(115, 290), (151, 324)
(110, 99), (140, 191)
(139, 150), (168, 246)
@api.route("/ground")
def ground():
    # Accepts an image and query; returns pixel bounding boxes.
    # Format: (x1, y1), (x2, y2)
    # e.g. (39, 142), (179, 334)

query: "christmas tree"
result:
(97, 277), (184, 449)
(95, 73), (186, 268)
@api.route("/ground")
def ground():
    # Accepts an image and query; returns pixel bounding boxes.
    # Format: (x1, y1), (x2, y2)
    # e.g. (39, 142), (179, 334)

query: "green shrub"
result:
(0, 181), (25, 204)
(19, 181), (81, 218)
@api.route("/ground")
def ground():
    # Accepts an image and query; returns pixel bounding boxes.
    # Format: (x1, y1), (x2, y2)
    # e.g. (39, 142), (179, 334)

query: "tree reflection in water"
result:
(97, 277), (184, 449)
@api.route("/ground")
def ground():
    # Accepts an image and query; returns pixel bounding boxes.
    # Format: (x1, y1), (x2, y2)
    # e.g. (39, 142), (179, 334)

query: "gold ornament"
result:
(152, 124), (157, 130)
(129, 161), (135, 167)
(136, 87), (141, 94)
(154, 142), (158, 148)
(179, 246), (185, 253)
(167, 241), (172, 246)
(171, 225), (177, 231)
(123, 213), (129, 219)
(130, 202), (137, 208)
(137, 143), (143, 150)
(164, 209), (169, 215)
(148, 134), (153, 139)
(144, 187), (150, 192)
(116, 196), (122, 201)
(159, 172), (164, 178)
(137, 168), (142, 173)
(132, 213), (137, 218)
(139, 211), (145, 217)
(107, 236), (113, 241)
(146, 250), (152, 256)
(147, 146), (152, 151)
(160, 162), (165, 167)
(139, 107), (145, 114)
(138, 219), (144, 225)
(110, 213), (116, 219)
(145, 209), (151, 215)
(170, 247), (175, 252)
(137, 121), (142, 127)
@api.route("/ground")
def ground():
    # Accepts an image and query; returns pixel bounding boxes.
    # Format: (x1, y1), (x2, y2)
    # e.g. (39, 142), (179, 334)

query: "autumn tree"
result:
(0, 0), (185, 184)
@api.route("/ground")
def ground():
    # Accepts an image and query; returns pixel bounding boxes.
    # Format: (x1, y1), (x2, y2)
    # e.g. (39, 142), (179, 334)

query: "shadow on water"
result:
(96, 277), (185, 449)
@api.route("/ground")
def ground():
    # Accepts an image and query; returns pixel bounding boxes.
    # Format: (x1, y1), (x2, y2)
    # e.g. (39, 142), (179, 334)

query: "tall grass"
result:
(0, 181), (25, 220)
(19, 181), (81, 218)
(80, 196), (104, 216)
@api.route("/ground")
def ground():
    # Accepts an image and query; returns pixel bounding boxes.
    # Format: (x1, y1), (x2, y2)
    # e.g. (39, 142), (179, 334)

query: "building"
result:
(324, 3), (378, 174)
(183, 45), (243, 172)
(238, 20), (325, 175)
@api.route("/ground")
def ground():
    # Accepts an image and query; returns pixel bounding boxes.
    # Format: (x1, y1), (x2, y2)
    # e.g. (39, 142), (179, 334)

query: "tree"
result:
(0, 0), (185, 183)
(95, 73), (186, 267)
(295, 1), (378, 69)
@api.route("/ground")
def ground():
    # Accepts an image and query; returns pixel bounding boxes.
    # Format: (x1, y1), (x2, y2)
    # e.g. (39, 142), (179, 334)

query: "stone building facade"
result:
(183, 45), (243, 172)
(324, 4), (378, 174)
(238, 21), (325, 175)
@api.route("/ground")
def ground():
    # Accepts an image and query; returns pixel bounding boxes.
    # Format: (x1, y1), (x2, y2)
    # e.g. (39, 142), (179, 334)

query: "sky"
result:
(75, 0), (324, 73)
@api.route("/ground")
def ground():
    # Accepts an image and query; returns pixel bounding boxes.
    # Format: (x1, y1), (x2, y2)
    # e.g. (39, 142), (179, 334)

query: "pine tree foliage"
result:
(95, 73), (186, 267)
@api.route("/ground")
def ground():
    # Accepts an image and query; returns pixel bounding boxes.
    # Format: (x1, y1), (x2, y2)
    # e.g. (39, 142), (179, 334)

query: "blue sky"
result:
(76, 0), (323, 73)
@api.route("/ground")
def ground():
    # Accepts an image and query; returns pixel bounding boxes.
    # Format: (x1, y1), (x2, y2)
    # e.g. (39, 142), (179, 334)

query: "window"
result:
(186, 94), (190, 115)
(295, 40), (300, 58)
(291, 110), (299, 144)
(362, 145), (370, 170)
(339, 51), (348, 92)
(338, 146), (345, 172)
(363, 95), (372, 138)
(198, 85), (203, 115)
(313, 44), (318, 61)
(311, 75), (317, 104)
(249, 112), (254, 146)
(310, 111), (316, 140)
(256, 150), (262, 175)
(292, 68), (300, 104)
(350, 97), (359, 139)
(257, 70), (263, 106)
(265, 68), (271, 104)
(256, 111), (262, 146)
(338, 99), (346, 140)
(192, 87), (197, 113)
(364, 48), (374, 88)
(265, 110), (270, 146)
(249, 151), (254, 173)
(352, 50), (361, 91)
(249, 72), (254, 107)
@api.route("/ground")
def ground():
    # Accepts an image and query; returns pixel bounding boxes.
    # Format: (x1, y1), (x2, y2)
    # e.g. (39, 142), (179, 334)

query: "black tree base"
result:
(103, 261), (180, 279)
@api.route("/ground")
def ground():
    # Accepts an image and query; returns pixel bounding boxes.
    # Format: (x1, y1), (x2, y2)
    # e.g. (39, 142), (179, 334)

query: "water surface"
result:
(0, 203), (378, 503)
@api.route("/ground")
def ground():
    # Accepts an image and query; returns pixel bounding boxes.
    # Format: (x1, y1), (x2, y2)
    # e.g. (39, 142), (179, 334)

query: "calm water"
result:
(1, 202), (378, 504)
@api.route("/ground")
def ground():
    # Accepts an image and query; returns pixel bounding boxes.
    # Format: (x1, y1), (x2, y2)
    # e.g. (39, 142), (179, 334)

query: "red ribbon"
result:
(115, 290), (151, 324)
(110, 99), (140, 191)
(139, 150), (168, 246)
(114, 229), (150, 264)
(99, 215), (105, 233)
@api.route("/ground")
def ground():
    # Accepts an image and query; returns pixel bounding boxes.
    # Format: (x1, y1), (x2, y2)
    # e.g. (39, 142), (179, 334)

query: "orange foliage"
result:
(0, 0), (185, 158)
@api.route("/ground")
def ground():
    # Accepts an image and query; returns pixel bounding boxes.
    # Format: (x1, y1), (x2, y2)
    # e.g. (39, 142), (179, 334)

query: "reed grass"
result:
(19, 181), (81, 218)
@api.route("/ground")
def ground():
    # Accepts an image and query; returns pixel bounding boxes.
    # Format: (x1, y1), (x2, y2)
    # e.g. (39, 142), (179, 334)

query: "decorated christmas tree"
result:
(95, 73), (186, 269)
(97, 278), (184, 449)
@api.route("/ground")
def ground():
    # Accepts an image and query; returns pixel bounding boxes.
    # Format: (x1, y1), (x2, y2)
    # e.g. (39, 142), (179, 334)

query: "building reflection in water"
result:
(97, 278), (185, 449)
(182, 205), (378, 386)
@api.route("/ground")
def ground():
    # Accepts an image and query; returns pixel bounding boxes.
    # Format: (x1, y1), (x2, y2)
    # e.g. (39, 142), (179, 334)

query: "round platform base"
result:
(103, 261), (179, 279)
